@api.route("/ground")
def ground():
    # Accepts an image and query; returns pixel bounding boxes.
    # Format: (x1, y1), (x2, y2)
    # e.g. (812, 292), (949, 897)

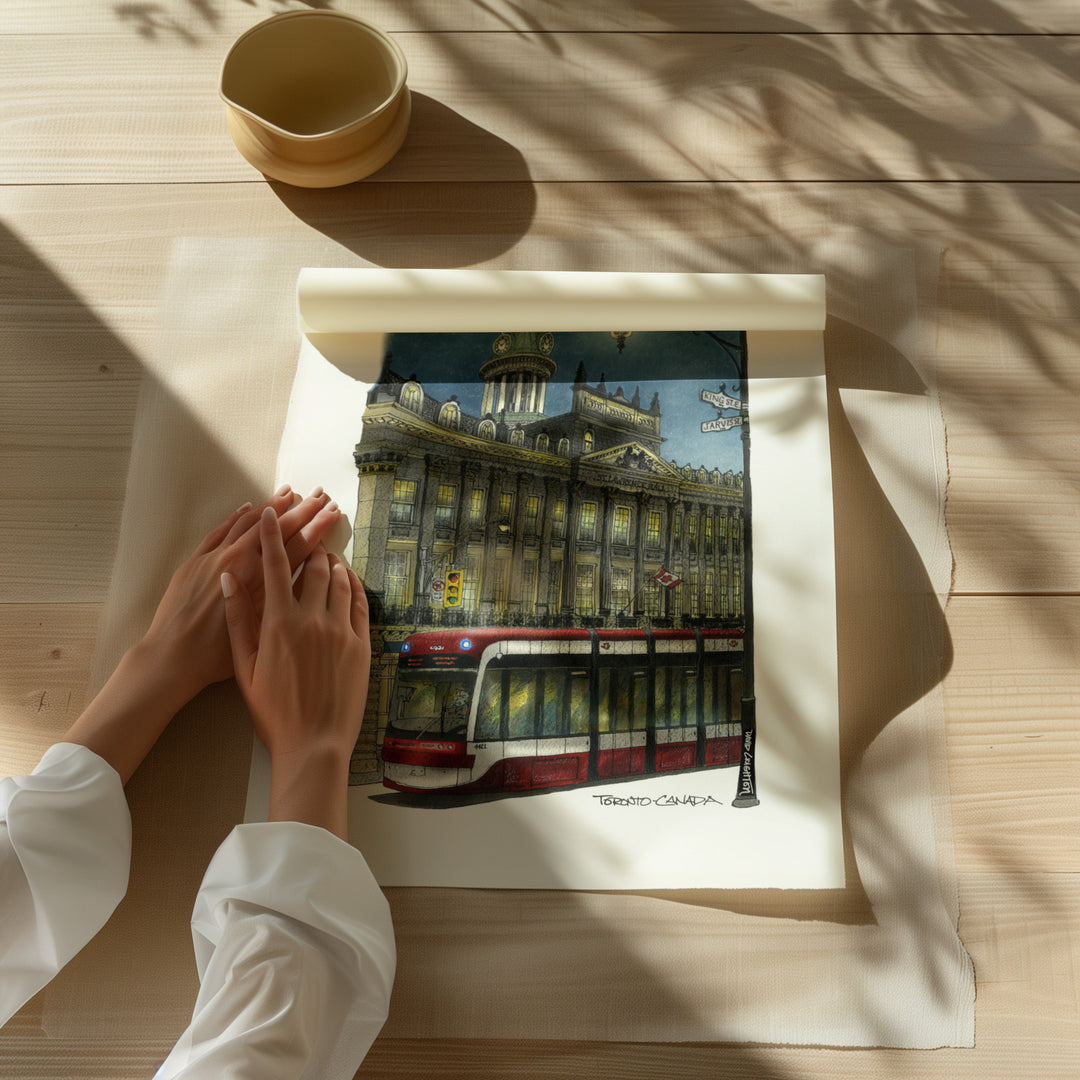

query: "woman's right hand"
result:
(222, 507), (371, 837)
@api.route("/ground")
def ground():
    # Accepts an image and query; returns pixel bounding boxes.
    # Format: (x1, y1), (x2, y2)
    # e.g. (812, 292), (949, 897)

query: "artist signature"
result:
(591, 793), (722, 808)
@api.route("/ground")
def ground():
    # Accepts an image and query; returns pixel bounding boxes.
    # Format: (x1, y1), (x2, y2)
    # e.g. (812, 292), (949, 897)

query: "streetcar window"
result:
(684, 669), (699, 726)
(541, 670), (566, 738)
(597, 669), (613, 733)
(386, 670), (473, 740)
(567, 670), (590, 735)
(703, 664), (717, 723)
(654, 666), (671, 728)
(507, 669), (538, 740)
(631, 673), (648, 731)
(475, 669), (501, 741)
(730, 668), (744, 725)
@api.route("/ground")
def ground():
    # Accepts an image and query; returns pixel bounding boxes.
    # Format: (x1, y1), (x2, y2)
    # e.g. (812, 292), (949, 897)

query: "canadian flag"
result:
(653, 566), (683, 589)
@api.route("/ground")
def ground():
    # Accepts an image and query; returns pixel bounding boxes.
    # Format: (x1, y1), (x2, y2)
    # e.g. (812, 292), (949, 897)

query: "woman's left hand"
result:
(141, 487), (342, 702)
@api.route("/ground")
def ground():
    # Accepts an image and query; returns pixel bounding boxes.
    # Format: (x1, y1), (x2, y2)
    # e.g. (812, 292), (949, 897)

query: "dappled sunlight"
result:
(1, 0), (1074, 1067)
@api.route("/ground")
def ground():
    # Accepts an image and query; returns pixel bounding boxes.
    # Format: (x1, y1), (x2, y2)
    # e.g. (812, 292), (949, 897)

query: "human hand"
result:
(222, 507), (371, 837)
(141, 486), (342, 703)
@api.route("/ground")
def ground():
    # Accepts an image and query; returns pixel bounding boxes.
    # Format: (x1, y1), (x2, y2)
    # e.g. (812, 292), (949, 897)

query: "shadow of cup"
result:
(220, 10), (410, 188)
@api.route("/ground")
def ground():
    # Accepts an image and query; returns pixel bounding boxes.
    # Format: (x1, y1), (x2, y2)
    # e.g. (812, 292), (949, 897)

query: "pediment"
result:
(581, 442), (681, 478)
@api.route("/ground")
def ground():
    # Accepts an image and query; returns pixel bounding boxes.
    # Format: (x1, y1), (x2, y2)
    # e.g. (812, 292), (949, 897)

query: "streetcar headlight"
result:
(459, 637), (473, 650)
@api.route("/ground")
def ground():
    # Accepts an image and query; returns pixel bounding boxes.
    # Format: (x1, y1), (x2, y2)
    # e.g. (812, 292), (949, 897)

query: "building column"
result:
(508, 471), (530, 617)
(351, 455), (401, 593)
(536, 477), (560, 622)
(561, 478), (582, 620)
(664, 496), (679, 620)
(480, 466), (503, 611)
(599, 487), (615, 615)
(633, 491), (649, 617)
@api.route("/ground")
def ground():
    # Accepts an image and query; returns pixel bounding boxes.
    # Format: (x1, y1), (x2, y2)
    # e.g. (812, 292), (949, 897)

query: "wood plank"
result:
(0, 603), (98, 776)
(944, 597), (1080, 873)
(4, 0), (1079, 35)
(2, 181), (1077, 593)
(1, 34), (1078, 183)
(1, 872), (1072, 1078)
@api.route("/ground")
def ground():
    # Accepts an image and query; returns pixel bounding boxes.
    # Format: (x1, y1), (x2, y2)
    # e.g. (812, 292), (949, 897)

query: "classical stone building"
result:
(348, 332), (746, 781)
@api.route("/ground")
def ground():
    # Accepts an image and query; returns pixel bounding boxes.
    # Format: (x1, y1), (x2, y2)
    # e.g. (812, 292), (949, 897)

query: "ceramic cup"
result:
(220, 10), (410, 187)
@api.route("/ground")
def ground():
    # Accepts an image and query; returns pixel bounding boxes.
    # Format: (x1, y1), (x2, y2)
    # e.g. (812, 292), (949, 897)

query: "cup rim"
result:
(219, 10), (409, 141)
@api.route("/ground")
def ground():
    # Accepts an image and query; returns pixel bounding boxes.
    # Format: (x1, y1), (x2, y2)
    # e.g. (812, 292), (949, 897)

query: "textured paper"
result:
(55, 237), (973, 1049)
(259, 272), (840, 890)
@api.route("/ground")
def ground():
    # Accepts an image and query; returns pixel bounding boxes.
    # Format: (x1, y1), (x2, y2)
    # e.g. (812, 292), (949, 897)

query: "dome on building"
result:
(479, 332), (558, 421)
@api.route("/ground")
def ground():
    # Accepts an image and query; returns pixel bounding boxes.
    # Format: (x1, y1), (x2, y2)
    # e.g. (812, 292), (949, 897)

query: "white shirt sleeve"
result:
(154, 821), (396, 1080)
(0, 743), (132, 1025)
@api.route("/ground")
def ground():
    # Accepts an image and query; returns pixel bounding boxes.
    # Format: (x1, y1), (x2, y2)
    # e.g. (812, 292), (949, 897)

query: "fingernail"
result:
(236, 501), (253, 514)
(325, 500), (339, 514)
(310, 485), (324, 499)
(261, 505), (276, 525)
(220, 572), (236, 599)
(275, 483), (291, 497)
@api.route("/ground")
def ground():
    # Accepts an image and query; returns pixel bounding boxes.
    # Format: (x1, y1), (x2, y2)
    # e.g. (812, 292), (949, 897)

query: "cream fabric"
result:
(2, 744), (395, 1078)
(66, 236), (973, 1048)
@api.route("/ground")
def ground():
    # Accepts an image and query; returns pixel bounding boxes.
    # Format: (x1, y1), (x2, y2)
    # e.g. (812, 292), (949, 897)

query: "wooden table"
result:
(1, 2), (1077, 1077)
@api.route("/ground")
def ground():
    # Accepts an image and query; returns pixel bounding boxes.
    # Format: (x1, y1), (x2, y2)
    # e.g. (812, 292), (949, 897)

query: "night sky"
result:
(383, 330), (747, 474)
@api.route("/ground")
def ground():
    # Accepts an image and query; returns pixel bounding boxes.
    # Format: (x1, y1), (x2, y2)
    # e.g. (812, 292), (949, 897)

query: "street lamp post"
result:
(697, 332), (759, 808)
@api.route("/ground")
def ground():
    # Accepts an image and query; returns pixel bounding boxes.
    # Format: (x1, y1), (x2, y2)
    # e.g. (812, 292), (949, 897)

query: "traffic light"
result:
(444, 569), (464, 607)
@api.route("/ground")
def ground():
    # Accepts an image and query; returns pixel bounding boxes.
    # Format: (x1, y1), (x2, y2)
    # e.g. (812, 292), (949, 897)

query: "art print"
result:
(261, 269), (840, 888)
(346, 330), (761, 810)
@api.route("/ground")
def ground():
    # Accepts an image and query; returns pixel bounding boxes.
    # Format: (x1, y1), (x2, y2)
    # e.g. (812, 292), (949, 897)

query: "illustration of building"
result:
(348, 332), (746, 782)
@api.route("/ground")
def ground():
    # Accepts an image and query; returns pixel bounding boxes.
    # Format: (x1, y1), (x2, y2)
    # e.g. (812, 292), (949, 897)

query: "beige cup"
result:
(220, 10), (410, 187)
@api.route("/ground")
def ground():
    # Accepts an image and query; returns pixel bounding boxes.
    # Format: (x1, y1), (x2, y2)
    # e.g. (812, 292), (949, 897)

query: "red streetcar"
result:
(380, 626), (744, 794)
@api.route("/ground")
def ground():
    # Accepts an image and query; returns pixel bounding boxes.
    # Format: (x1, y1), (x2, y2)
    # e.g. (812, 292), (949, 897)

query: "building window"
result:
(674, 513), (682, 541)
(525, 495), (540, 534)
(510, 427), (525, 446)
(492, 557), (511, 611)
(576, 563), (596, 616)
(689, 572), (699, 617)
(479, 419), (496, 440)
(558, 437), (570, 457)
(522, 558), (539, 613)
(644, 579), (662, 617)
(611, 567), (632, 614)
(688, 514), (697, 542)
(400, 382), (423, 412)
(464, 555), (481, 611)
(719, 514), (727, 539)
(390, 479), (417, 524)
(435, 484), (456, 528)
(498, 492), (514, 524)
(553, 499), (566, 538)
(612, 506), (631, 546)
(583, 430), (594, 453)
(705, 571), (715, 615)
(549, 558), (563, 611)
(469, 489), (484, 528)
(438, 401), (460, 429)
(704, 515), (713, 545)
(384, 549), (412, 609)
(536, 433), (550, 453)
(579, 501), (598, 541)
(647, 511), (661, 547)
(720, 567), (729, 613)
(733, 570), (742, 613)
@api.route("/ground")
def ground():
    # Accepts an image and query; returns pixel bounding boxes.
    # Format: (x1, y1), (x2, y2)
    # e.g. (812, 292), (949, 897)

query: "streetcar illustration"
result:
(351, 328), (757, 805)
(380, 627), (743, 794)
